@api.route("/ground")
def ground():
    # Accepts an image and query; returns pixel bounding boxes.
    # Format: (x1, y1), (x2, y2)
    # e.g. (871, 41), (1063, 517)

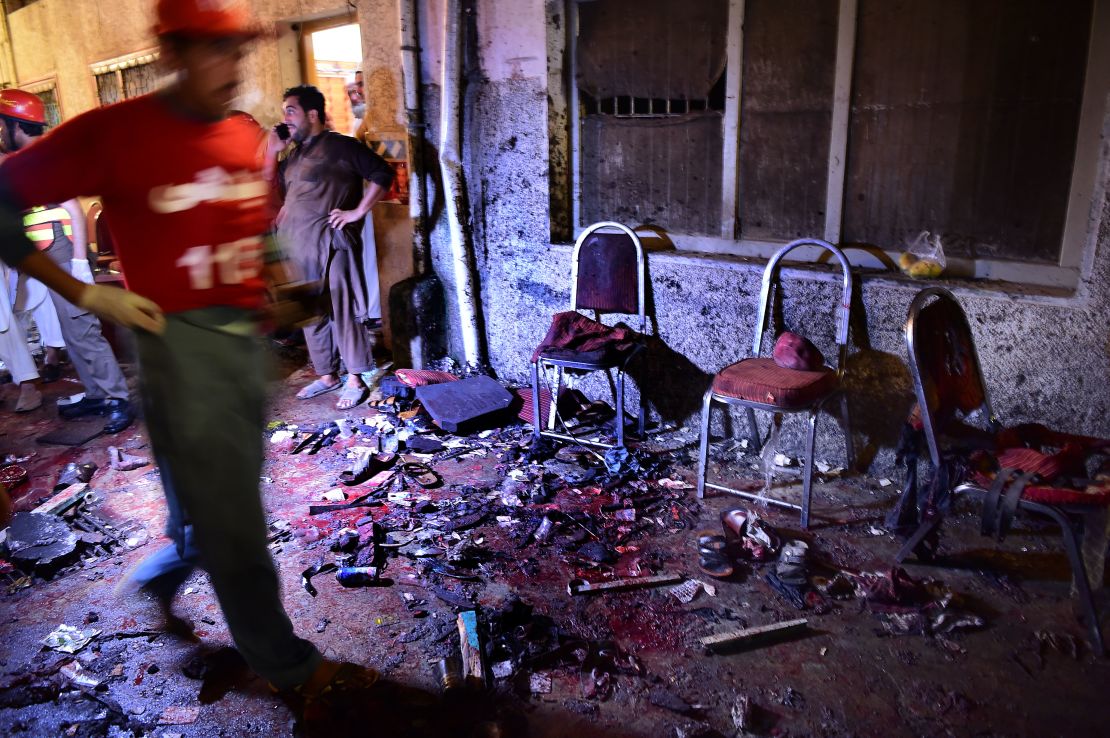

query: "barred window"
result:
(93, 56), (163, 107)
(95, 71), (122, 107)
(35, 87), (61, 128)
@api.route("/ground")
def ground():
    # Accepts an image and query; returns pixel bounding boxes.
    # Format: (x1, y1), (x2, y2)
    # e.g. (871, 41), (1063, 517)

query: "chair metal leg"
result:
(615, 369), (626, 448)
(530, 362), (542, 442)
(696, 389), (714, 499)
(839, 391), (855, 471)
(801, 409), (819, 529)
(894, 514), (945, 563)
(1042, 505), (1106, 657)
(745, 407), (762, 454)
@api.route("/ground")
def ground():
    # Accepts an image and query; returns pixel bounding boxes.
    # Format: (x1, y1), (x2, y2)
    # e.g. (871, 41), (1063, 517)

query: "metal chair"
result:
(696, 238), (855, 528)
(530, 221), (646, 449)
(895, 286), (1108, 655)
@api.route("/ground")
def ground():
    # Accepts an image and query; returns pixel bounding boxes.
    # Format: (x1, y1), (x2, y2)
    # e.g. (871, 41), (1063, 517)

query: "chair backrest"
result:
(86, 202), (102, 251)
(570, 221), (646, 333)
(905, 287), (999, 467)
(751, 238), (853, 373)
(88, 202), (117, 258)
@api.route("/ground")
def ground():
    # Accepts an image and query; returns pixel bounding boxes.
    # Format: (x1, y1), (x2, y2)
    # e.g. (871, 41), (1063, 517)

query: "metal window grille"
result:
(34, 87), (61, 128)
(122, 62), (161, 98)
(580, 85), (724, 118)
(95, 72), (122, 107)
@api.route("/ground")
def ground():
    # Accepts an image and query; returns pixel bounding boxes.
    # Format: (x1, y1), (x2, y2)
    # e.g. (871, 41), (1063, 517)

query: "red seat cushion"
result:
(971, 470), (1110, 506)
(712, 357), (837, 410)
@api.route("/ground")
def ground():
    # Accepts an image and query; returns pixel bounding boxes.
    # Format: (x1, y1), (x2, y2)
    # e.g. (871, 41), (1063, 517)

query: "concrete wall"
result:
(414, 0), (1110, 471)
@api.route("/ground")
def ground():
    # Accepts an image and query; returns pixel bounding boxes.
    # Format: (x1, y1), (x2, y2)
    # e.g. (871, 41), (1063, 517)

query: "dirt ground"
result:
(1, 347), (1108, 738)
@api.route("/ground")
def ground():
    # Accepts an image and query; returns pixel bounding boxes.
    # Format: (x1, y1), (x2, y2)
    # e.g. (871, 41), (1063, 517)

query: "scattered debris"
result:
(42, 624), (101, 654)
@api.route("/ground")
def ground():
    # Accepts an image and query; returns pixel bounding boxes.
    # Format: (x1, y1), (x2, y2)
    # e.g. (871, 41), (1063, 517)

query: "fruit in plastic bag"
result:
(908, 259), (943, 279)
(898, 230), (946, 278)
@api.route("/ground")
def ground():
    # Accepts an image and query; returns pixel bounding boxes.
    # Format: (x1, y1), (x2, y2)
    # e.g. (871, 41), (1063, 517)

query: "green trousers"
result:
(135, 308), (320, 689)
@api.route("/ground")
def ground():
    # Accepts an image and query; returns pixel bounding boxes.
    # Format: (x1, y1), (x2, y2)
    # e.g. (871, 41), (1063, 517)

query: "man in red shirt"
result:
(0, 89), (134, 434)
(0, 0), (374, 710)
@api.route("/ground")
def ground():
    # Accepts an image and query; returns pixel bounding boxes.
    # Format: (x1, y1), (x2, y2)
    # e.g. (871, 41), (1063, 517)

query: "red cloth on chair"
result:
(712, 358), (836, 410)
(532, 311), (638, 364)
(395, 369), (459, 388)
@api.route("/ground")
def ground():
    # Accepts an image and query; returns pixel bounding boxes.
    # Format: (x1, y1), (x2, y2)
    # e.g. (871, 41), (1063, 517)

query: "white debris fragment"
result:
(773, 453), (797, 467)
(879, 478), (893, 487)
(868, 525), (887, 536)
(322, 490), (346, 502)
(270, 430), (294, 444)
(42, 625), (100, 654)
(669, 579), (704, 604)
(657, 477), (694, 490)
(529, 672), (553, 694)
(492, 661), (514, 679)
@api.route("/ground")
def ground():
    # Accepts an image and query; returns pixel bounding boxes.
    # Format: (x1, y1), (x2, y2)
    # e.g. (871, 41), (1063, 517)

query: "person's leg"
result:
(328, 246), (376, 410)
(136, 311), (320, 689)
(43, 241), (130, 402)
(0, 289), (42, 412)
(290, 239), (341, 396)
(28, 282), (64, 380)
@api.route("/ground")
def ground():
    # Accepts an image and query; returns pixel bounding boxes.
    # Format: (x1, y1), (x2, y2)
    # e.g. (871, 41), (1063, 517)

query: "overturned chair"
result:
(893, 286), (1109, 654)
(530, 221), (647, 449)
(696, 238), (855, 528)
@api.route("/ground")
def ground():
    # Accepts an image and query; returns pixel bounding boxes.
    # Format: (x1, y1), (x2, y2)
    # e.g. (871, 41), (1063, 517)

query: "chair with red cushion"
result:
(696, 238), (855, 528)
(895, 286), (1108, 654)
(530, 221), (647, 449)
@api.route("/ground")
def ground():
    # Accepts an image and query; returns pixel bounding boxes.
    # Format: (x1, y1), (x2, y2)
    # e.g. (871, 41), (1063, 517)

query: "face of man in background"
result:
(164, 35), (247, 120)
(282, 96), (313, 142)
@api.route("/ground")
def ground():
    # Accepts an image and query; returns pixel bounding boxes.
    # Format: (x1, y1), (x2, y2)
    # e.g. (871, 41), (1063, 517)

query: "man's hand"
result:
(327, 208), (364, 229)
(266, 126), (289, 156)
(78, 284), (166, 335)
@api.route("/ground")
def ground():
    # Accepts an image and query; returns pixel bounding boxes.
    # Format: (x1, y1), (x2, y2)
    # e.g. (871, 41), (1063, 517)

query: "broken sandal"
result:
(775, 540), (809, 586)
(696, 531), (734, 579)
(401, 461), (442, 489)
(339, 452), (397, 486)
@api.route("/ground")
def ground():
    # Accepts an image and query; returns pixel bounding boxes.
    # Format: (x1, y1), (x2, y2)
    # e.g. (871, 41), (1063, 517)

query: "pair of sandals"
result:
(696, 509), (804, 580)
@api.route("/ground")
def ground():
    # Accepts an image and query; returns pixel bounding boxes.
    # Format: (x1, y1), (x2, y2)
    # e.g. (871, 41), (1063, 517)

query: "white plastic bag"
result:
(898, 230), (946, 279)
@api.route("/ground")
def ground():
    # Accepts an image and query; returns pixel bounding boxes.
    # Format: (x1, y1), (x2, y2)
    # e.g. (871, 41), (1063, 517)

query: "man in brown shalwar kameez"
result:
(268, 85), (393, 410)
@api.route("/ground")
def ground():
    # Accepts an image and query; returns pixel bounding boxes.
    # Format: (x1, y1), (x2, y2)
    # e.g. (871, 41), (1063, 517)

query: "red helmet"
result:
(0, 89), (46, 125)
(154, 0), (260, 38)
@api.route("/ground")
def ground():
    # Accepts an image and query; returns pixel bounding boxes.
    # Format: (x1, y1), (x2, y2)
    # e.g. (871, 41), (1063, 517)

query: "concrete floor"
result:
(1, 349), (1108, 737)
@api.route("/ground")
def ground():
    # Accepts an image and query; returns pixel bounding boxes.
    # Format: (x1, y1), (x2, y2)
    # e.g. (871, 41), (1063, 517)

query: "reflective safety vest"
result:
(22, 204), (72, 250)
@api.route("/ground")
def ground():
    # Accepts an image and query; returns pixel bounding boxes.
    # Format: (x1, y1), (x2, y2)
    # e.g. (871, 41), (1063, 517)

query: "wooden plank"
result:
(567, 573), (684, 595)
(32, 483), (90, 516)
(738, 0), (840, 242)
(700, 618), (809, 651)
(823, 0), (857, 244)
(841, 0), (1090, 261)
(456, 610), (486, 688)
(719, 0), (744, 239)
